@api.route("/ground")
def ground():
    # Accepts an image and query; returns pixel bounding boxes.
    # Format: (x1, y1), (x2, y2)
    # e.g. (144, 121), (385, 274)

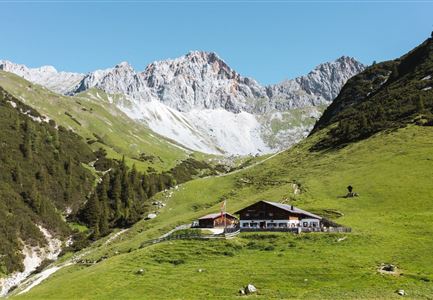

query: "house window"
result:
(267, 223), (276, 228)
(268, 212), (274, 217)
(278, 223), (287, 228)
(242, 223), (249, 228)
(303, 222), (308, 227)
(312, 222), (317, 227)
(250, 223), (258, 228)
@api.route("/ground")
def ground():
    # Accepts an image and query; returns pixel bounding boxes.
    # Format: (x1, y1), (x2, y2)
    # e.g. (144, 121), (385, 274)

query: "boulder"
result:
(146, 213), (157, 220)
(245, 284), (257, 294)
(136, 268), (145, 275)
(239, 288), (245, 295)
(382, 264), (395, 272)
(397, 289), (406, 296)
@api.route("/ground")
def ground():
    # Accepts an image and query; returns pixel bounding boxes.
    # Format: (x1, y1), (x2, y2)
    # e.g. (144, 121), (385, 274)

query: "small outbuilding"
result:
(198, 212), (238, 228)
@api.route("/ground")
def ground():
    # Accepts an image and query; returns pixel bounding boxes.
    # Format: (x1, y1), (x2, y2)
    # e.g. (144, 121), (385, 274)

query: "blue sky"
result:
(0, 1), (431, 84)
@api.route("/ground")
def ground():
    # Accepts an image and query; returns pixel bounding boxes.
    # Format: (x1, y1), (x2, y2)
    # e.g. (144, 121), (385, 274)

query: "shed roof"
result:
(198, 212), (237, 220)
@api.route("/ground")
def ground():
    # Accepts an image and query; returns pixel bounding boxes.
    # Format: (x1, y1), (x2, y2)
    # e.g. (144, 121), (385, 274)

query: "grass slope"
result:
(14, 125), (433, 299)
(0, 71), (191, 172)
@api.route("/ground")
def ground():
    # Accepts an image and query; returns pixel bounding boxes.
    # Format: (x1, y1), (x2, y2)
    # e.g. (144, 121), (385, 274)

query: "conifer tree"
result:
(130, 164), (138, 187)
(110, 171), (122, 220)
(11, 165), (22, 185)
(29, 183), (42, 213)
(99, 199), (109, 236)
(14, 117), (20, 132)
(360, 113), (368, 130)
(22, 120), (33, 160)
(416, 95), (425, 112)
(83, 192), (100, 238)
(96, 174), (110, 235)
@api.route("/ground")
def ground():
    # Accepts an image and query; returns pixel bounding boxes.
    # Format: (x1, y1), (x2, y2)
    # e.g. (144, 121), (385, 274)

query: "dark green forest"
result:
(76, 152), (220, 240)
(0, 87), (96, 275)
(311, 37), (433, 150)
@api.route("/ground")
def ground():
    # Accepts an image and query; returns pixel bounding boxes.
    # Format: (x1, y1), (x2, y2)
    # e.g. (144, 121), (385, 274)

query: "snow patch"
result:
(421, 75), (431, 81)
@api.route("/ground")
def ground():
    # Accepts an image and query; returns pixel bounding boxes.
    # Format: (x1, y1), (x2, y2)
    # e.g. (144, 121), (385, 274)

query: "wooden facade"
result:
(236, 201), (299, 221)
(235, 201), (322, 229)
(198, 212), (238, 228)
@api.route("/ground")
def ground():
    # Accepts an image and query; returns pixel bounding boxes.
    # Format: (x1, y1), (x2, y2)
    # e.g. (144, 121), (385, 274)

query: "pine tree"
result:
(360, 113), (368, 130)
(130, 164), (138, 188)
(14, 117), (20, 132)
(83, 192), (100, 238)
(416, 95), (425, 112)
(121, 174), (131, 220)
(28, 183), (42, 213)
(99, 199), (109, 236)
(11, 165), (22, 185)
(21, 120), (33, 160)
(376, 105), (385, 120)
(65, 157), (72, 175)
(110, 171), (122, 220)
(97, 174), (110, 235)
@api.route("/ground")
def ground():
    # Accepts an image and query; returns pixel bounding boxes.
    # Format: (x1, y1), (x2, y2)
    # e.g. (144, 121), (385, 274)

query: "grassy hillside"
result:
(0, 87), (96, 275)
(13, 125), (433, 299)
(0, 71), (191, 172)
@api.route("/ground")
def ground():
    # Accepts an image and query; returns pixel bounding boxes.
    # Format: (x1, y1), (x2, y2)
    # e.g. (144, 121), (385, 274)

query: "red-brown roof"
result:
(198, 212), (237, 220)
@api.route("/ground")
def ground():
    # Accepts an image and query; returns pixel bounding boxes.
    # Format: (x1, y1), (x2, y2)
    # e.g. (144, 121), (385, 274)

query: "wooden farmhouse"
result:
(198, 212), (238, 228)
(235, 201), (322, 230)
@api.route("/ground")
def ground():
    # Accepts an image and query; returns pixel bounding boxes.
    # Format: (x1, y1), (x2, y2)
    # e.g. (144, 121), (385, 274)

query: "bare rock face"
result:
(0, 53), (365, 155)
(65, 51), (364, 114)
(266, 56), (365, 110)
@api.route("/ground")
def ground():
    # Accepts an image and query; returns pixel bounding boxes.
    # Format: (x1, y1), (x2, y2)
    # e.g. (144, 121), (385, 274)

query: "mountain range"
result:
(0, 53), (365, 155)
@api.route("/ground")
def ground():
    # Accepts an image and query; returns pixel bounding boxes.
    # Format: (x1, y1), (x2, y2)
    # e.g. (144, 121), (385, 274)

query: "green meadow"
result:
(14, 125), (433, 299)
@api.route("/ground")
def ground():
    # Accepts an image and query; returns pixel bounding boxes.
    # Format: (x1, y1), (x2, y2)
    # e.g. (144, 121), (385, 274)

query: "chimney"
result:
(291, 205), (294, 210)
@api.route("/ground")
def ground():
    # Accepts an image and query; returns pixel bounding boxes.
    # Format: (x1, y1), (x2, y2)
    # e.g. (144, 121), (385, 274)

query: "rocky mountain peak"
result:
(0, 60), (84, 94)
(0, 53), (366, 156)
(114, 61), (134, 70)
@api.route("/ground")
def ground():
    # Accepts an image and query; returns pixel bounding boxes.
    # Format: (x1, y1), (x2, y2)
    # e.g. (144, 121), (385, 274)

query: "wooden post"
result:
(224, 200), (227, 232)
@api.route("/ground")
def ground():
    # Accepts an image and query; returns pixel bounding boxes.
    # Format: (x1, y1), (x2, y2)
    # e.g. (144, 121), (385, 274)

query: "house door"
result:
(260, 221), (266, 228)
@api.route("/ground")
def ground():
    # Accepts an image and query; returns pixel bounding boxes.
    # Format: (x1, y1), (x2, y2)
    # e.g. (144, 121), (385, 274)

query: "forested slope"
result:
(0, 87), (95, 275)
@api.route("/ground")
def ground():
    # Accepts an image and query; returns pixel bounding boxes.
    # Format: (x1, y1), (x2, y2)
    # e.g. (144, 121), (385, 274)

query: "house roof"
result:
(235, 200), (322, 220)
(198, 212), (237, 220)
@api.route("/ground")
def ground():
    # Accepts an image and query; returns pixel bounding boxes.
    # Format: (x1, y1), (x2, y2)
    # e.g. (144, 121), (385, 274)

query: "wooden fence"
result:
(139, 228), (241, 248)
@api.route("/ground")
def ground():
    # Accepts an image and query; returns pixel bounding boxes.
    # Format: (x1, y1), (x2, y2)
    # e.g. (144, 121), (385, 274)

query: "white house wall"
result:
(240, 218), (321, 228)
(240, 219), (300, 228)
